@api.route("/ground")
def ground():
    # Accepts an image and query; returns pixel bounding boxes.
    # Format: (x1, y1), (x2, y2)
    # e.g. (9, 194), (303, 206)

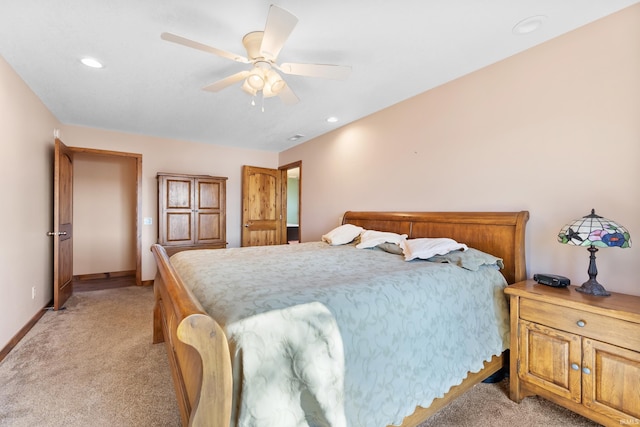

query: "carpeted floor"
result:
(0, 286), (180, 427)
(417, 377), (599, 427)
(0, 286), (600, 427)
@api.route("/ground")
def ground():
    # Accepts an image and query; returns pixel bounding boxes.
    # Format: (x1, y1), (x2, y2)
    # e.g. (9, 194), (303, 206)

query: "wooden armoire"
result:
(157, 173), (227, 255)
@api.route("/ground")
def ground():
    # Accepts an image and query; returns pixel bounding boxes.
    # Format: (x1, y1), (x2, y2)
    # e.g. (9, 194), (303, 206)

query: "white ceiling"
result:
(1, 1), (638, 152)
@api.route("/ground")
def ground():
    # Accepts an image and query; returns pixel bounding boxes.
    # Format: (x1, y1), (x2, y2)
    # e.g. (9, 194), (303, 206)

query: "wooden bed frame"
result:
(151, 211), (529, 427)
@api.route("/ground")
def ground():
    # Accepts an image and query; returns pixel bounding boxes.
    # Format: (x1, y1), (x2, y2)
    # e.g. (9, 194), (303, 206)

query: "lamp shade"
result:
(557, 209), (631, 297)
(558, 209), (631, 249)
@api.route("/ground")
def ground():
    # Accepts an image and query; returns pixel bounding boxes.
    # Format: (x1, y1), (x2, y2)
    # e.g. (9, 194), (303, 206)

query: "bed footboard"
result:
(151, 244), (232, 427)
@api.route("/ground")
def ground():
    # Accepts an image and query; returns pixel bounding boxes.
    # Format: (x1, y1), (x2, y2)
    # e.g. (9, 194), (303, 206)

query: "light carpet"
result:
(0, 286), (180, 427)
(0, 286), (599, 427)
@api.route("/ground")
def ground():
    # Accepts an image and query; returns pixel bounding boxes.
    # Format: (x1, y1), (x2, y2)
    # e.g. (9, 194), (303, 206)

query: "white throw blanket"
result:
(226, 302), (347, 427)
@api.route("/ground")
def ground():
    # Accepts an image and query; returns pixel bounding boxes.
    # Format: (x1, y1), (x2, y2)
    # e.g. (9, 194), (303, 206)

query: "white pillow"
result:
(400, 238), (468, 261)
(356, 230), (408, 249)
(322, 224), (364, 245)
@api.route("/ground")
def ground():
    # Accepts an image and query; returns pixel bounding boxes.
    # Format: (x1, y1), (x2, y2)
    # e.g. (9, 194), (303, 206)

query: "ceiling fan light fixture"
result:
(262, 85), (275, 98)
(247, 69), (265, 90)
(241, 79), (258, 96)
(266, 70), (285, 94)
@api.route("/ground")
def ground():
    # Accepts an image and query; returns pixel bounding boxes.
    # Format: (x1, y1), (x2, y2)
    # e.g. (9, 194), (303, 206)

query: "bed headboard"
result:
(342, 211), (529, 284)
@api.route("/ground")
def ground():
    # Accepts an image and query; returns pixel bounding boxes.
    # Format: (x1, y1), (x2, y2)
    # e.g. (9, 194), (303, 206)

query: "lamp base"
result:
(575, 278), (611, 297)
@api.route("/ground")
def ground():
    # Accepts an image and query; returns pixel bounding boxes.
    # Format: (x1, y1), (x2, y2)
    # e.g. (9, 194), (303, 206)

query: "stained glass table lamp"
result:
(557, 209), (631, 296)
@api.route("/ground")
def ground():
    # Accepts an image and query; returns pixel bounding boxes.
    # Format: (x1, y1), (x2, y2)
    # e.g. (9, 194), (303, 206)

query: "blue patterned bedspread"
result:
(170, 242), (510, 427)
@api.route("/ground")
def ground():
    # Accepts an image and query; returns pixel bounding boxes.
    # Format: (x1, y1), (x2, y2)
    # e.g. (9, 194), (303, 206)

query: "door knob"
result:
(244, 223), (250, 228)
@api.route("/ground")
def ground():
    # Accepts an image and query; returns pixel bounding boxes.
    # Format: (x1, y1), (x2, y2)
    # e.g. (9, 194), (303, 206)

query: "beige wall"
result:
(57, 125), (278, 282)
(1, 57), (277, 350)
(0, 56), (61, 348)
(280, 5), (640, 295)
(73, 153), (137, 275)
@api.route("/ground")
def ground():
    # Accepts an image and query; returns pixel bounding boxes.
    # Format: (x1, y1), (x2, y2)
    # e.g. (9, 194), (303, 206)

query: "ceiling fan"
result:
(161, 4), (351, 106)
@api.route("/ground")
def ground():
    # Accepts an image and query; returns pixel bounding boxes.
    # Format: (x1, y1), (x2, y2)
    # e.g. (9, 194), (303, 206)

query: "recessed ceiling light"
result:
(326, 116), (339, 123)
(80, 57), (104, 68)
(512, 15), (547, 35)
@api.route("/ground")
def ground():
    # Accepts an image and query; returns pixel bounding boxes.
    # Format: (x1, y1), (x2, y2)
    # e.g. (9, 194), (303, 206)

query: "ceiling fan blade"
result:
(260, 5), (298, 61)
(278, 63), (351, 80)
(161, 32), (249, 64)
(278, 84), (299, 105)
(202, 71), (250, 92)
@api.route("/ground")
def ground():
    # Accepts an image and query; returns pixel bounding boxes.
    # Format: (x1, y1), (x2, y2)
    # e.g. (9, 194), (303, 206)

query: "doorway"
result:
(282, 162), (301, 243)
(53, 142), (142, 308)
(72, 152), (138, 287)
(70, 147), (142, 286)
(240, 161), (301, 247)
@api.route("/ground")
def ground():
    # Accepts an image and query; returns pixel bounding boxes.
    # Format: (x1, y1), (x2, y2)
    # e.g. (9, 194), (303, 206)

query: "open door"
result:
(241, 165), (285, 246)
(281, 161), (301, 243)
(50, 138), (74, 310)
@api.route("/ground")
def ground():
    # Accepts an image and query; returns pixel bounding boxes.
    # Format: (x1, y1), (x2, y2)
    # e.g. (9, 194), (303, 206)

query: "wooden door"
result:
(241, 166), (284, 247)
(518, 320), (582, 403)
(52, 139), (74, 310)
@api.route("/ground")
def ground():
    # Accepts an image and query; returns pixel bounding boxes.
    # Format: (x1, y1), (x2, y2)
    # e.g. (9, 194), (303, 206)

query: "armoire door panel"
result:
(197, 213), (221, 241)
(166, 179), (192, 209)
(198, 181), (221, 209)
(166, 212), (193, 243)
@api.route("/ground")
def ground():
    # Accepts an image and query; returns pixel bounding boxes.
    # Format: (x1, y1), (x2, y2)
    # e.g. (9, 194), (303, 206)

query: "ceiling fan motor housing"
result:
(242, 31), (267, 61)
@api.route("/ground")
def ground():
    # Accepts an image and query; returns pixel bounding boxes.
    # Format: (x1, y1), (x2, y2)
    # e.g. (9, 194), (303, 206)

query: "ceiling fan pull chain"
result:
(261, 92), (265, 113)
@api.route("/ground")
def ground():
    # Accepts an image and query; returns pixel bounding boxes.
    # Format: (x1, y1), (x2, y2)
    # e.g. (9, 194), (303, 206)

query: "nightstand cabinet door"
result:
(518, 320), (582, 403)
(582, 339), (640, 421)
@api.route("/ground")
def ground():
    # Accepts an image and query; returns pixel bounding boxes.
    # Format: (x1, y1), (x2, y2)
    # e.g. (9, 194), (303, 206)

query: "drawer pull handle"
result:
(582, 367), (591, 375)
(576, 320), (586, 327)
(571, 363), (580, 371)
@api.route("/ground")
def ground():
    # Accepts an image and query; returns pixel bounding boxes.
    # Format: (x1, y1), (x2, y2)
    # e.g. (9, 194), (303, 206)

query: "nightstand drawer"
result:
(520, 299), (640, 352)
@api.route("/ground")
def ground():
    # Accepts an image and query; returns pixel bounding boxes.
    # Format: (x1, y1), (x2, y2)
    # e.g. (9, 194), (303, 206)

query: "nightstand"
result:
(505, 280), (640, 427)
